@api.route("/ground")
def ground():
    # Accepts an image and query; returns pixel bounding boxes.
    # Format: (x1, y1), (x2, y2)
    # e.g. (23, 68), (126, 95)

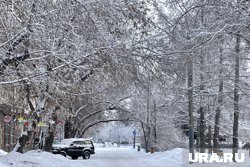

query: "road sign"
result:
(133, 130), (136, 135)
(4, 116), (12, 123)
(37, 122), (46, 127)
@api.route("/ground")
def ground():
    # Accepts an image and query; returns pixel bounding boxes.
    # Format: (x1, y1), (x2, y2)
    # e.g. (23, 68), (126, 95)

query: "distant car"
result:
(50, 138), (95, 160)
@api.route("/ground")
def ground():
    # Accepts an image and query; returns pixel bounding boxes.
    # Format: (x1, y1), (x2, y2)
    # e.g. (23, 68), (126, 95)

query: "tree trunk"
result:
(144, 76), (151, 153)
(152, 102), (157, 144)
(140, 121), (149, 153)
(44, 108), (58, 151)
(64, 117), (74, 138)
(187, 55), (195, 159)
(213, 42), (224, 153)
(44, 130), (54, 152)
(208, 125), (212, 154)
(15, 134), (29, 153)
(12, 8), (34, 152)
(198, 3), (206, 154)
(199, 107), (205, 153)
(199, 52), (206, 153)
(145, 93), (151, 153)
(196, 119), (200, 152)
(232, 34), (240, 162)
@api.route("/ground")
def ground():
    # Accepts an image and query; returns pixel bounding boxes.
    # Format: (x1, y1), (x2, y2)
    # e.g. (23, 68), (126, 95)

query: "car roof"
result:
(61, 138), (93, 142)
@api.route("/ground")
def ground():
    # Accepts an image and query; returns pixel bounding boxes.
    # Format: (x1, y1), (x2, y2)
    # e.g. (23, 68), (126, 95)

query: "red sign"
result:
(4, 116), (12, 123)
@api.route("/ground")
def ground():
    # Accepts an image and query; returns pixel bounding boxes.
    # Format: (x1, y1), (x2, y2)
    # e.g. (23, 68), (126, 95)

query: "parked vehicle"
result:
(50, 138), (95, 160)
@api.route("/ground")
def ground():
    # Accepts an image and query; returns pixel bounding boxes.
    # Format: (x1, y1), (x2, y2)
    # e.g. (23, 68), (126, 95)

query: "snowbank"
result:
(0, 162), (8, 167)
(140, 148), (187, 167)
(0, 149), (7, 156)
(0, 150), (87, 167)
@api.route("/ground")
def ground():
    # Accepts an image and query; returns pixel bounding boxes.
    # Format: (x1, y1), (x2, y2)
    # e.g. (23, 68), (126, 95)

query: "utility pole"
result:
(188, 54), (195, 160)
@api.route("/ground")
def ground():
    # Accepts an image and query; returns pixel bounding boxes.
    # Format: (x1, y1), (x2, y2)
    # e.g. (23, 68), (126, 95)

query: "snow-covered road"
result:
(82, 148), (153, 167)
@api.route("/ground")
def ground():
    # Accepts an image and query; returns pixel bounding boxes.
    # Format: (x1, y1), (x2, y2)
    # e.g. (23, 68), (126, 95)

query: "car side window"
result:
(83, 140), (93, 147)
(77, 141), (84, 145)
(72, 141), (78, 144)
(70, 140), (93, 147)
(71, 141), (81, 146)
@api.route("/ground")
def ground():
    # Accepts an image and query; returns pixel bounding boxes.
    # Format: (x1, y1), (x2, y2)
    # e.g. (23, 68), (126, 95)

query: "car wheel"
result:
(60, 152), (66, 157)
(71, 156), (78, 160)
(83, 151), (90, 159)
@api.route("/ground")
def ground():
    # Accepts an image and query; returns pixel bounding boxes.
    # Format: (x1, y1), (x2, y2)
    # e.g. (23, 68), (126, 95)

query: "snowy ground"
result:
(0, 147), (250, 167)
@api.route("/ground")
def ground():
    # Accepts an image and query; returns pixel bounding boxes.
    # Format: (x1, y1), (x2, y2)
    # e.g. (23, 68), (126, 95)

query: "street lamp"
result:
(133, 130), (136, 149)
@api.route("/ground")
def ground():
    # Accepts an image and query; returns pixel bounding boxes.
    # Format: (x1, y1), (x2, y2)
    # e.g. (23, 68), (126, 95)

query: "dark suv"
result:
(51, 138), (95, 159)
